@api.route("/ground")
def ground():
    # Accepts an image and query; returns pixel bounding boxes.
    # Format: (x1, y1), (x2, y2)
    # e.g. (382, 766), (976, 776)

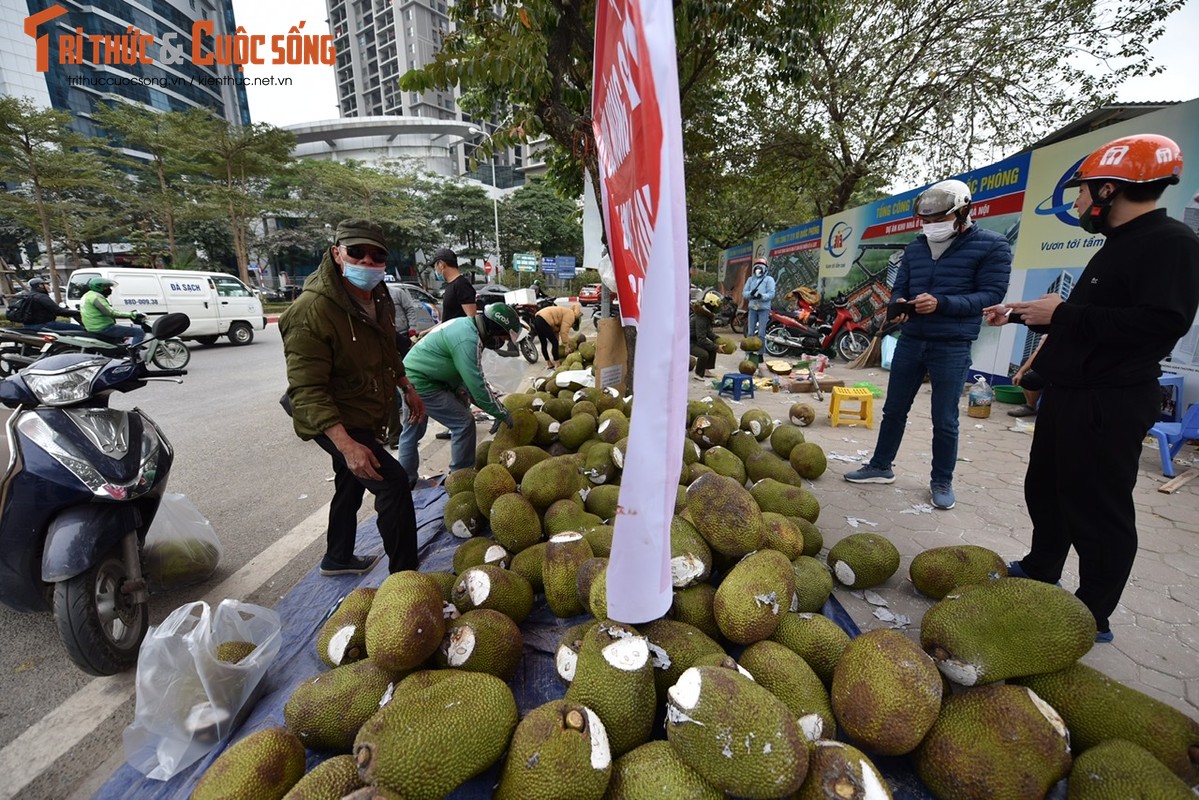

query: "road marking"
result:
(0, 503), (330, 800)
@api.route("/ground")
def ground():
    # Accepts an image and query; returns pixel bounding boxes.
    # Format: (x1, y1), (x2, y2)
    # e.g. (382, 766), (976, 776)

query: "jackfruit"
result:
(192, 726), (306, 800)
(794, 740), (891, 800)
(522, 455), (586, 509)
(582, 524), (614, 557)
(745, 449), (803, 486)
(580, 442), (619, 485)
(444, 467), (477, 496)
(684, 473), (763, 557)
(683, 463), (714, 484)
(789, 442), (828, 479)
(612, 437), (629, 470)
(474, 439), (492, 469)
(284, 659), (399, 753)
(565, 622), (656, 757)
(669, 516), (713, 588)
(584, 484), (621, 521)
(215, 640), (256, 664)
(1013, 662), (1199, 784)
(316, 588), (376, 668)
(909, 545), (1006, 600)
(713, 549), (796, 644)
(280, 754), (364, 800)
(554, 620), (599, 685)
(499, 446), (552, 483)
(669, 583), (720, 640)
(791, 556), (834, 612)
(826, 533), (900, 589)
(544, 499), (602, 537)
(701, 446), (746, 484)
(490, 408), (538, 454)
(913, 683), (1071, 800)
(725, 430), (762, 463)
(739, 640), (834, 742)
(587, 567), (609, 619)
(443, 491), (484, 538)
(739, 408), (774, 442)
(142, 536), (220, 590)
(452, 536), (509, 574)
(795, 517), (824, 556)
(606, 740), (722, 800)
(689, 414), (731, 449)
(770, 612), (851, 686)
(451, 564), (534, 623)
(558, 414), (598, 451)
(495, 701), (612, 800)
(680, 434), (702, 464)
(789, 403), (816, 427)
(740, 336), (764, 352)
(501, 394), (537, 414)
(639, 618), (725, 700)
(769, 425), (806, 459)
(425, 571), (456, 602)
(1065, 739), (1195, 799)
(579, 341), (597, 362)
(572, 400), (599, 418)
(364, 571), (446, 673)
(760, 512), (805, 560)
(738, 359), (757, 375)
(576, 557), (609, 614)
(750, 477), (820, 522)
(532, 411), (560, 447)
(596, 409), (629, 444)
(543, 397), (573, 422)
(715, 336), (736, 355)
(472, 463), (516, 519)
(487, 492), (542, 553)
(434, 608), (523, 679)
(352, 671), (518, 799)
(509, 541), (547, 591)
(543, 532), (595, 617)
(665, 665), (808, 798)
(920, 578), (1096, 686)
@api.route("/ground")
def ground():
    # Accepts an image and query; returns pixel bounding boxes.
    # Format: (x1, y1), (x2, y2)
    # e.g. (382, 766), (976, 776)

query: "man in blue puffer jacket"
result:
(845, 179), (1011, 510)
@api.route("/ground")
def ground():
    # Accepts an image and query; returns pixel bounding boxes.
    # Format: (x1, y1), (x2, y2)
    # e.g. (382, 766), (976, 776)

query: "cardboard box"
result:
(504, 288), (536, 307)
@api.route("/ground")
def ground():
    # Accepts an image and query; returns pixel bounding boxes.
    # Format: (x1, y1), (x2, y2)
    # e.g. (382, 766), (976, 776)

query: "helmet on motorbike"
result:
(479, 302), (526, 346)
(1063, 133), (1183, 187)
(88, 277), (116, 292)
(701, 291), (723, 313)
(913, 179), (972, 222)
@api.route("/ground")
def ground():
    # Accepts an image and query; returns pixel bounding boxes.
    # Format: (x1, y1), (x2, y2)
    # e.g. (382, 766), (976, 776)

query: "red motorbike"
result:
(763, 292), (871, 362)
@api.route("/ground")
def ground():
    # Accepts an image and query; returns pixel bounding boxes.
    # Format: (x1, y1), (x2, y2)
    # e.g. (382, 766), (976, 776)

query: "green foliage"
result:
(498, 179), (582, 270)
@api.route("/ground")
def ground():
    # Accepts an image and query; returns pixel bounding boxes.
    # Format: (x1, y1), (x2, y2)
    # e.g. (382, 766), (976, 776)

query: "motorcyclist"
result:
(690, 291), (722, 381)
(80, 277), (146, 345)
(15, 278), (86, 333)
(532, 279), (550, 301)
(744, 258), (776, 358)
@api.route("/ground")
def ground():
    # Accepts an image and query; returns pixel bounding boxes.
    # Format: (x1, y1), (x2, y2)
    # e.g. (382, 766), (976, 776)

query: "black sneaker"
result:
(319, 553), (381, 576)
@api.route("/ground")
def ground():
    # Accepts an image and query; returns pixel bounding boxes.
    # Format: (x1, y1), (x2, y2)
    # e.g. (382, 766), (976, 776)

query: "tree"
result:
(423, 180), (498, 266)
(498, 179), (582, 265)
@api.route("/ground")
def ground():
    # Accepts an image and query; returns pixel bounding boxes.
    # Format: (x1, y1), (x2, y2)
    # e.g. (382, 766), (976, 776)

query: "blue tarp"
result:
(93, 482), (937, 800)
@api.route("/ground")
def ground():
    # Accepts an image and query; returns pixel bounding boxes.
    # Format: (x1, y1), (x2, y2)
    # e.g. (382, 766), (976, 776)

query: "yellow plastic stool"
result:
(829, 386), (875, 429)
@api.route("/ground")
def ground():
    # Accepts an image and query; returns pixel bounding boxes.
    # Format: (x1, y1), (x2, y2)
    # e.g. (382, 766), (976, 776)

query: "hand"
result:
(912, 293), (938, 315)
(889, 297), (910, 324)
(1007, 295), (1062, 326)
(402, 386), (426, 425)
(343, 439), (383, 482)
(1012, 370), (1025, 386)
(982, 304), (1011, 327)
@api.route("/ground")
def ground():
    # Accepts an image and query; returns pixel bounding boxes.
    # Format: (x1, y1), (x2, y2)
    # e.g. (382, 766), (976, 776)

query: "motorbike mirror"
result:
(151, 312), (190, 340)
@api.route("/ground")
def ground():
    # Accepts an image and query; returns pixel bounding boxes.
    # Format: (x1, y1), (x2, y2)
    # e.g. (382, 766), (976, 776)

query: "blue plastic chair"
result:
(1147, 403), (1199, 477)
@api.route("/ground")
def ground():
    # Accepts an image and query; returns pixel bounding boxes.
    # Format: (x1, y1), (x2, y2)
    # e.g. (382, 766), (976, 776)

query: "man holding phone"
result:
(845, 179), (1011, 510)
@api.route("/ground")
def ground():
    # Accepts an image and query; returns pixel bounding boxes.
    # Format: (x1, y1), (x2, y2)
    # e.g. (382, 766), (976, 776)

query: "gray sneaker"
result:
(844, 465), (895, 484)
(930, 482), (956, 510)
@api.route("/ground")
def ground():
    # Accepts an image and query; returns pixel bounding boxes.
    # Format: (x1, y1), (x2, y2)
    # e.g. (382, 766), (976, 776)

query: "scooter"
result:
(763, 293), (872, 362)
(714, 294), (746, 333)
(0, 313), (190, 675)
(0, 316), (190, 376)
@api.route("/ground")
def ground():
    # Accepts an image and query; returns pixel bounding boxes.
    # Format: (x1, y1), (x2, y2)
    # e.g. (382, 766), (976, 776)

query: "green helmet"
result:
(483, 302), (521, 334)
(89, 277), (116, 291)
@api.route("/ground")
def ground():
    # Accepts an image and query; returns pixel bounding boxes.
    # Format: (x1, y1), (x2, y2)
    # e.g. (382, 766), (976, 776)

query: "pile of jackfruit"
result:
(190, 373), (1199, 800)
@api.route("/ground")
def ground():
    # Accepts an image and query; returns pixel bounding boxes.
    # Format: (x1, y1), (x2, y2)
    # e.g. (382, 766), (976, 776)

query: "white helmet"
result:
(914, 179), (972, 221)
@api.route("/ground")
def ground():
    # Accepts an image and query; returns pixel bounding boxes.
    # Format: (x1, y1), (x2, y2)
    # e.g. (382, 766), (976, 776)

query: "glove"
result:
(489, 413), (513, 435)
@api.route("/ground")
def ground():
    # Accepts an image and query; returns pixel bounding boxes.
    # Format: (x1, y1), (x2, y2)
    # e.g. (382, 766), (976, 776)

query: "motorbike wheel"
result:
(730, 312), (746, 334)
(763, 322), (790, 357)
(519, 334), (539, 364)
(836, 329), (872, 362)
(53, 550), (148, 675)
(151, 338), (191, 369)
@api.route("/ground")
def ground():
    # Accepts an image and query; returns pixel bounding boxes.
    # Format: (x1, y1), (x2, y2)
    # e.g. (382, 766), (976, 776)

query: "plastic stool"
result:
(829, 386), (874, 429)
(1158, 372), (1185, 423)
(718, 373), (755, 401)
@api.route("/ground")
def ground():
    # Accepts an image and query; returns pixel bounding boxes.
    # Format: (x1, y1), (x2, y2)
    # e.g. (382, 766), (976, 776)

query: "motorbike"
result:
(0, 313), (190, 675)
(714, 294), (747, 333)
(0, 316), (191, 377)
(501, 304), (541, 364)
(763, 293), (872, 362)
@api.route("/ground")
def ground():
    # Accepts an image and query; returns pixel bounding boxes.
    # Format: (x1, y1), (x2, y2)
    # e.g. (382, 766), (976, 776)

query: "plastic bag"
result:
(967, 374), (994, 419)
(142, 493), (222, 591)
(123, 600), (282, 781)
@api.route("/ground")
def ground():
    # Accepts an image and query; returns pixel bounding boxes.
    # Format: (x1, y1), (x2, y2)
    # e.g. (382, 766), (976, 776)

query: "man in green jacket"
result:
(280, 219), (427, 575)
(81, 277), (146, 345)
(398, 305), (523, 484)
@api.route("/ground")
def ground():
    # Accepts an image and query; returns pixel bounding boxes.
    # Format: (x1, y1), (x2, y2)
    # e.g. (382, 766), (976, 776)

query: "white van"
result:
(66, 268), (267, 345)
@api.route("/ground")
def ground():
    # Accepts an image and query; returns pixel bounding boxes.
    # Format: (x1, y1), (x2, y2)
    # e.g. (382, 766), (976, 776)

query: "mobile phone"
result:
(887, 301), (916, 320)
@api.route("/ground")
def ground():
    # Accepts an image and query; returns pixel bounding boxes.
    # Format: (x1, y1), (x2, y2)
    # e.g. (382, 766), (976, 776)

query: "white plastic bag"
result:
(142, 493), (222, 591)
(122, 600), (282, 781)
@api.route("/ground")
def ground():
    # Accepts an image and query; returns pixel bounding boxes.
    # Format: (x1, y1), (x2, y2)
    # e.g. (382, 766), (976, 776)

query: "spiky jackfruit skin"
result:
(795, 740), (893, 800)
(192, 726), (306, 800)
(451, 564), (534, 623)
(558, 414), (598, 451)
(587, 568), (610, 619)
(425, 571), (456, 602)
(789, 403), (816, 427)
(738, 359), (758, 375)
(582, 525), (614, 557)
(790, 442), (828, 479)
(745, 450), (803, 486)
(495, 701), (612, 800)
(584, 484), (621, 521)
(760, 512), (805, 560)
(791, 556), (834, 612)
(830, 629), (943, 756)
(490, 408), (539, 456)
(739, 409), (774, 441)
(607, 740), (723, 800)
(434, 608), (523, 680)
(488, 492), (542, 553)
(740, 336), (764, 352)
(669, 583), (721, 640)
(701, 445), (747, 484)
(352, 671), (518, 800)
(770, 612), (851, 686)
(444, 467), (478, 496)
(532, 412), (560, 448)
(499, 445), (553, 481)
(740, 640), (835, 742)
(1065, 739), (1195, 799)
(639, 618), (726, 700)
(920, 578), (1096, 686)
(472, 463), (516, 519)
(750, 478), (820, 522)
(1013, 663), (1199, 785)
(554, 620), (599, 686)
(543, 532), (595, 617)
(509, 541), (546, 591)
(544, 501), (603, 538)
(543, 397), (573, 422)
(725, 430), (762, 464)
(596, 409), (630, 445)
(669, 516), (713, 588)
(501, 393), (537, 414)
(713, 549), (797, 644)
(284, 659), (400, 753)
(475, 439), (493, 470)
(684, 473), (763, 557)
(365, 572), (446, 673)
(522, 455), (586, 509)
(795, 518), (823, 556)
(909, 545), (1007, 599)
(715, 336), (736, 355)
(769, 425), (806, 459)
(443, 491), (484, 538)
(579, 441), (618, 484)
(565, 622), (656, 757)
(215, 640), (256, 664)
(142, 536), (220, 590)
(665, 665), (809, 799)
(280, 754), (364, 800)
(913, 684), (1071, 800)
(576, 557), (609, 614)
(827, 533), (901, 589)
(689, 414), (731, 449)
(452, 536), (509, 574)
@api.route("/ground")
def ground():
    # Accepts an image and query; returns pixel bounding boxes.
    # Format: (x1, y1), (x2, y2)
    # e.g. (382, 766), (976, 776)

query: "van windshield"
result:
(66, 275), (96, 301)
(213, 276), (252, 297)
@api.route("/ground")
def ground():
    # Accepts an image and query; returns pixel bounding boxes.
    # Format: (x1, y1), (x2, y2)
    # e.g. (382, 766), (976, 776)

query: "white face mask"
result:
(922, 220), (957, 242)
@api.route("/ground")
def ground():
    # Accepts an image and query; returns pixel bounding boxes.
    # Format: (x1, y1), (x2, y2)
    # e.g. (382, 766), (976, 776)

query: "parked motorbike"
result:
(0, 316), (190, 377)
(501, 304), (540, 364)
(0, 313), (190, 675)
(764, 293), (871, 362)
(714, 294), (747, 333)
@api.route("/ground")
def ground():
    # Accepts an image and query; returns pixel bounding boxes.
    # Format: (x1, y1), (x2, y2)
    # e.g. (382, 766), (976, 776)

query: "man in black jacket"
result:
(17, 278), (85, 333)
(985, 133), (1199, 644)
(690, 291), (721, 381)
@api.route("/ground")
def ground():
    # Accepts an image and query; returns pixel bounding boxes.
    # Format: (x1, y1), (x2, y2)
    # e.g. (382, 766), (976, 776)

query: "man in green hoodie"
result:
(280, 219), (427, 575)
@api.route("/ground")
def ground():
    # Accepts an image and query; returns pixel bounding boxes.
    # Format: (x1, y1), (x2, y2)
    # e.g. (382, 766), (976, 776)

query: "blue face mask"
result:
(433, 269), (446, 283)
(343, 264), (386, 290)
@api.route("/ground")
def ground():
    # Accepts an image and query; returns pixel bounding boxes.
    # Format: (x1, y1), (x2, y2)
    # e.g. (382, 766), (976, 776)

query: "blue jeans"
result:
(747, 307), (770, 353)
(868, 337), (972, 485)
(92, 323), (145, 345)
(398, 388), (476, 479)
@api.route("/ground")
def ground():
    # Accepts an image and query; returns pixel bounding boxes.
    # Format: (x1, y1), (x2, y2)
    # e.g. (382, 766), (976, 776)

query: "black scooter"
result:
(0, 317), (190, 376)
(0, 313), (189, 675)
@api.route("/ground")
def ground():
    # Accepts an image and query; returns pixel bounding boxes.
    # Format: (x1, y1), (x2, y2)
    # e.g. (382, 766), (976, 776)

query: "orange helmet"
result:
(1064, 134), (1183, 187)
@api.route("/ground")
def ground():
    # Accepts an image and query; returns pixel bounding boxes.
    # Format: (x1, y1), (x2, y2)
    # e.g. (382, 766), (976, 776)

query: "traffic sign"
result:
(512, 252), (539, 273)
(556, 256), (577, 279)
(541, 256), (558, 275)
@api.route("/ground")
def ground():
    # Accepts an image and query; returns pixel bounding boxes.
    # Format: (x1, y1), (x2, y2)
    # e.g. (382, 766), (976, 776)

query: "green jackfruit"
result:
(584, 484), (621, 521)
(579, 341), (597, 362)
(444, 467), (477, 496)
(665, 665), (808, 799)
(791, 556), (834, 612)
(701, 446), (746, 484)
(543, 498), (602, 537)
(565, 622), (656, 757)
(582, 524), (614, 557)
(490, 408), (539, 454)
(434, 608), (523, 679)
(769, 425), (806, 459)
(1013, 662), (1199, 785)
(365, 571), (446, 673)
(909, 545), (1006, 600)
(472, 463), (516, 519)
(576, 557), (609, 614)
(596, 409), (629, 444)
(509, 541), (546, 591)
(501, 394), (537, 414)
(554, 620), (599, 685)
(725, 430), (762, 463)
(284, 659), (399, 752)
(740, 640), (835, 742)
(830, 629), (942, 756)
(920, 578), (1096, 686)
(451, 564), (534, 623)
(426, 571), (456, 602)
(580, 442), (618, 485)
(522, 455), (586, 509)
(913, 683), (1071, 800)
(543, 397), (573, 422)
(669, 516), (713, 588)
(316, 587), (376, 668)
(452, 536), (509, 574)
(495, 701), (612, 800)
(713, 549), (796, 644)
(745, 449), (803, 486)
(1066, 739), (1195, 799)
(499, 445), (552, 481)
(532, 411), (560, 447)
(192, 726), (305, 800)
(488, 492), (542, 553)
(572, 400), (599, 418)
(739, 408), (775, 441)
(681, 436), (702, 465)
(740, 336), (764, 352)
(789, 403), (816, 427)
(475, 439), (492, 469)
(444, 491), (484, 538)
(587, 567), (609, 619)
(760, 512), (805, 560)
(750, 478), (820, 522)
(770, 612), (851, 686)
(215, 640), (256, 664)
(715, 336), (736, 354)
(795, 517), (824, 556)
(684, 473), (763, 557)
(669, 583), (720, 640)
(543, 532), (596, 617)
(639, 618), (725, 700)
(142, 536), (220, 590)
(689, 414), (732, 450)
(826, 533), (901, 589)
(789, 442), (828, 479)
(606, 740), (722, 800)
(280, 754), (364, 800)
(794, 740), (892, 800)
(353, 671), (518, 799)
(683, 463), (714, 484)
(558, 414), (598, 451)
(739, 359), (758, 375)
